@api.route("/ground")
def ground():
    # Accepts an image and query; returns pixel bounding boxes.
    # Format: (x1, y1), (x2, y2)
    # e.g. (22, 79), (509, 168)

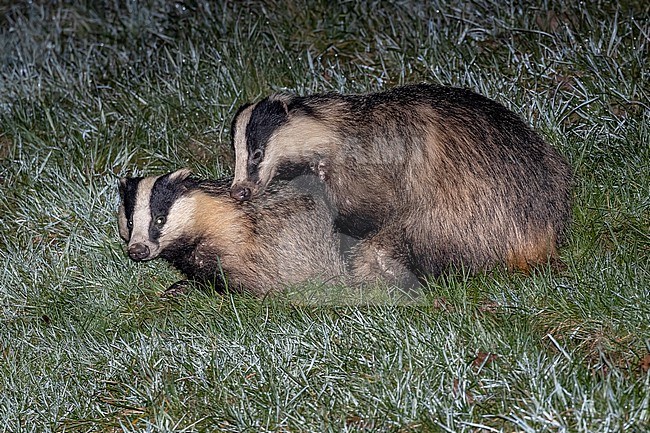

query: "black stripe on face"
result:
(149, 173), (189, 241)
(119, 177), (143, 238)
(245, 98), (289, 180)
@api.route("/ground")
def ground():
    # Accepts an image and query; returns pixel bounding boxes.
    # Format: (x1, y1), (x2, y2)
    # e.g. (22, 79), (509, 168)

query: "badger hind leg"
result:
(504, 230), (562, 274)
(349, 229), (422, 293)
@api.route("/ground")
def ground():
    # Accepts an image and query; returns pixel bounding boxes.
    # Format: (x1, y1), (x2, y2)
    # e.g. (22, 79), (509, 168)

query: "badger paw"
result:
(162, 280), (192, 298)
(317, 159), (329, 181)
(308, 158), (330, 181)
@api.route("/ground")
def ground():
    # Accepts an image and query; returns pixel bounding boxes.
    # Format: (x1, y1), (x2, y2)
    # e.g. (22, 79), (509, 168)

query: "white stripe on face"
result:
(232, 104), (255, 185)
(128, 176), (159, 252)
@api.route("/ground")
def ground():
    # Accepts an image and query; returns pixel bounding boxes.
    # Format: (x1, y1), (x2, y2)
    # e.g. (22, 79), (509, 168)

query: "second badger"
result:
(118, 169), (350, 295)
(230, 84), (573, 280)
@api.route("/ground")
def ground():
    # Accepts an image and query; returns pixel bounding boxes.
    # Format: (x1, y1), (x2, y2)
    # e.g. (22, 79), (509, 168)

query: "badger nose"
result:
(230, 185), (251, 201)
(128, 243), (150, 261)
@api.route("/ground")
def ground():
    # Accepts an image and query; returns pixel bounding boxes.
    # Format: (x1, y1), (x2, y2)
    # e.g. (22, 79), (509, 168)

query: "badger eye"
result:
(250, 149), (263, 164)
(155, 216), (166, 226)
(127, 220), (133, 228)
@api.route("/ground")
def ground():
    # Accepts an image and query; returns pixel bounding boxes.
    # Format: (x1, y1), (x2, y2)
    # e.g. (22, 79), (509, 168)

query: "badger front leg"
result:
(161, 275), (229, 298)
(162, 280), (193, 298)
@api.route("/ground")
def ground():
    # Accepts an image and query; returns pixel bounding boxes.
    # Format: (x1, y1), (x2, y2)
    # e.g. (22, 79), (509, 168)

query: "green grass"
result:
(1, 0), (649, 431)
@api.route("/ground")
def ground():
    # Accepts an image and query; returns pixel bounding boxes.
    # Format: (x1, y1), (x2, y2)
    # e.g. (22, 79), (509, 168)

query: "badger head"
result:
(229, 97), (288, 201)
(117, 168), (194, 261)
(229, 94), (334, 202)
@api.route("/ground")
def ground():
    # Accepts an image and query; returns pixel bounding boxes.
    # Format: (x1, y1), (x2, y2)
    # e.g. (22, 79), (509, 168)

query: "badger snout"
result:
(230, 184), (252, 201)
(128, 243), (151, 261)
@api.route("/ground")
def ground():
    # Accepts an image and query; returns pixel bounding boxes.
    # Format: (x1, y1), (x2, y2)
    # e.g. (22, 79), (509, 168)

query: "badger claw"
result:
(317, 160), (329, 181)
(308, 158), (330, 181)
(162, 280), (192, 298)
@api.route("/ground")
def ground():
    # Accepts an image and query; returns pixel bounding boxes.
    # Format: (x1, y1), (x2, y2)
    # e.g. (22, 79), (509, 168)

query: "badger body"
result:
(118, 169), (349, 295)
(230, 84), (572, 279)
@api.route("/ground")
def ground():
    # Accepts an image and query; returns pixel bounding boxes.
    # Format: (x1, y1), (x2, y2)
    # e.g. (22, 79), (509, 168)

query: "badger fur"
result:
(117, 169), (352, 295)
(230, 84), (572, 279)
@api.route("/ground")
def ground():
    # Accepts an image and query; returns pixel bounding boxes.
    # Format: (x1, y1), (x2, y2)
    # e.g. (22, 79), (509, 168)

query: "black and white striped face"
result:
(230, 96), (290, 201)
(117, 169), (194, 261)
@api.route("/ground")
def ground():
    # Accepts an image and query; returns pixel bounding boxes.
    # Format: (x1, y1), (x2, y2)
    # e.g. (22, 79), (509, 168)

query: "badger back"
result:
(118, 168), (196, 261)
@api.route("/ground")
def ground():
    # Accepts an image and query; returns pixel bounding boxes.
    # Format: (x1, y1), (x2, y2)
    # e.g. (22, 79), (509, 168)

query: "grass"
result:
(0, 0), (649, 431)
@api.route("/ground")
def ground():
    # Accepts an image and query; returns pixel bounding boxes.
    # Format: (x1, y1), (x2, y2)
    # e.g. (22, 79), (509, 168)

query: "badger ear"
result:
(269, 94), (290, 115)
(169, 168), (192, 182)
(118, 177), (128, 198)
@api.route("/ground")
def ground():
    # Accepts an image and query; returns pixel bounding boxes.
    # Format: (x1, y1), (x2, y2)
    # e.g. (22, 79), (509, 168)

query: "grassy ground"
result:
(0, 0), (648, 431)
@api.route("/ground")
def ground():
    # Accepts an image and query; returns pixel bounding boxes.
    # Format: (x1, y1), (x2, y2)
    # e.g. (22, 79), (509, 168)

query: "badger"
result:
(229, 84), (572, 280)
(117, 169), (356, 296)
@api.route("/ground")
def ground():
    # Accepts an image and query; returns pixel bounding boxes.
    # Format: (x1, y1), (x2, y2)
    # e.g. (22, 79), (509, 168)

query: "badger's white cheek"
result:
(157, 197), (195, 250)
(257, 161), (276, 190)
(157, 225), (180, 250)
